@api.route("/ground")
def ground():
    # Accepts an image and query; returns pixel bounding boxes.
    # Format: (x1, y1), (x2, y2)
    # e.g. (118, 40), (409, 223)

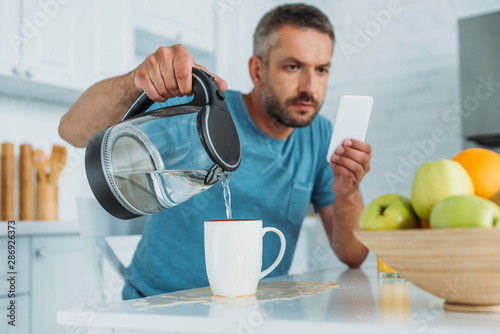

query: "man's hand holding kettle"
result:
(59, 44), (227, 148)
(134, 44), (228, 102)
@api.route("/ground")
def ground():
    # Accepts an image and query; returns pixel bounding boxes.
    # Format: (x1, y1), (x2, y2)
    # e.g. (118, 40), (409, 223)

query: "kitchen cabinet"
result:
(135, 0), (214, 53)
(21, 0), (134, 90)
(86, 0), (135, 82)
(0, 222), (87, 334)
(0, 295), (30, 334)
(0, 0), (20, 76)
(0, 236), (30, 295)
(21, 0), (86, 89)
(0, 236), (30, 333)
(1, 0), (217, 103)
(31, 235), (87, 334)
(0, 0), (135, 100)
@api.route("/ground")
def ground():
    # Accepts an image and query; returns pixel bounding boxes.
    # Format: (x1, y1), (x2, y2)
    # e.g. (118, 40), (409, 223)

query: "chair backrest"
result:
(76, 197), (148, 304)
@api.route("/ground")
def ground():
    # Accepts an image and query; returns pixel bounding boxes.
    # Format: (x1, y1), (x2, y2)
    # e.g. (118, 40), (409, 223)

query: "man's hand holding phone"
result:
(328, 95), (373, 198)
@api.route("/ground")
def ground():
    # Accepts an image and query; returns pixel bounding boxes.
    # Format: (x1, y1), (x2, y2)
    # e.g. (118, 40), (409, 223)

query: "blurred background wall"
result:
(2, 0), (500, 221)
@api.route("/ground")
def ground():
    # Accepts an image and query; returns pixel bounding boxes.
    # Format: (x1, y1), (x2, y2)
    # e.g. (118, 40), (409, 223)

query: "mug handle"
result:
(259, 227), (286, 279)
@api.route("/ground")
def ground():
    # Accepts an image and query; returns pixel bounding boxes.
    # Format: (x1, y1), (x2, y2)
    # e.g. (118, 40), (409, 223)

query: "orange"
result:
(451, 148), (500, 199)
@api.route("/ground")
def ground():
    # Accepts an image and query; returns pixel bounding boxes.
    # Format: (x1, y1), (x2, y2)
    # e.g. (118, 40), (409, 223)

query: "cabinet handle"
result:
(12, 66), (21, 75)
(35, 248), (47, 257)
(25, 69), (35, 78)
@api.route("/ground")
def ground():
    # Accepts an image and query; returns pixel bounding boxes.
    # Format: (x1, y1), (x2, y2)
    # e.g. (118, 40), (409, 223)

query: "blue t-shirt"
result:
(123, 90), (335, 299)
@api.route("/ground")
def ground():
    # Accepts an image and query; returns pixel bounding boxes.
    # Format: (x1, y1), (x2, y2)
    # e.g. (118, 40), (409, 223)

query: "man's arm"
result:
(58, 71), (138, 147)
(319, 138), (372, 268)
(59, 44), (227, 147)
(319, 193), (368, 268)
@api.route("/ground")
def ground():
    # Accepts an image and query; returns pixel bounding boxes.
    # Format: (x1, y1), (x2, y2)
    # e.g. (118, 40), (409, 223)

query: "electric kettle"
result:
(85, 68), (241, 219)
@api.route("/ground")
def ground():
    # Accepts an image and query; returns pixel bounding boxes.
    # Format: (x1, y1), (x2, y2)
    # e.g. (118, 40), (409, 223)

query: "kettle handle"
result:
(120, 67), (223, 122)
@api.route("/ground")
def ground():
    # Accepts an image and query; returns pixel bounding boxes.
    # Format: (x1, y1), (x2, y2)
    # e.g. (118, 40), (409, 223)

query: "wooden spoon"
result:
(32, 149), (48, 183)
(48, 145), (67, 184)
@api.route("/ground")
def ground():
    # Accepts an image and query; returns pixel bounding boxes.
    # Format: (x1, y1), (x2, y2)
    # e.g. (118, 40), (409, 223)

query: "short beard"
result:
(261, 73), (322, 128)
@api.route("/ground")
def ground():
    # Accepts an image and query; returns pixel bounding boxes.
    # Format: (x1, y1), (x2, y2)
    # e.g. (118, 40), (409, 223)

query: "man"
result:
(59, 3), (371, 300)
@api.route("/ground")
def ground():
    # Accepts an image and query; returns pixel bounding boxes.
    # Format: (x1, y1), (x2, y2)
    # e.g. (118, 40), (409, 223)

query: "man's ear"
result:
(248, 55), (264, 88)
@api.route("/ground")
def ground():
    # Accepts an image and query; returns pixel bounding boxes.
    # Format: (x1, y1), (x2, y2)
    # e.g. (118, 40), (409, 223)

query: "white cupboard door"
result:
(0, 295), (30, 334)
(21, 0), (92, 90)
(31, 236), (87, 334)
(0, 0), (21, 76)
(136, 0), (214, 52)
(21, 0), (135, 91)
(88, 0), (135, 83)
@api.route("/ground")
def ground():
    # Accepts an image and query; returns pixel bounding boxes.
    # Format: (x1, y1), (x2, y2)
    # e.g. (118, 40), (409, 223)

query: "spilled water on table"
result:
(132, 281), (339, 309)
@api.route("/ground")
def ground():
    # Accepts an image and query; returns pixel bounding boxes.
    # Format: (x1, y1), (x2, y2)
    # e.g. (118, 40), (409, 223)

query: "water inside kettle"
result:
(112, 169), (232, 218)
(113, 170), (213, 214)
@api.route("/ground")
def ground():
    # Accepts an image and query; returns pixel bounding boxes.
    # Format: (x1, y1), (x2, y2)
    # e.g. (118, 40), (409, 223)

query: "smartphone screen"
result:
(327, 95), (373, 162)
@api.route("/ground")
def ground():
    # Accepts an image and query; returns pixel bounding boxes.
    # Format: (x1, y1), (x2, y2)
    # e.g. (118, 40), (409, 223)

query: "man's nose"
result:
(298, 69), (317, 96)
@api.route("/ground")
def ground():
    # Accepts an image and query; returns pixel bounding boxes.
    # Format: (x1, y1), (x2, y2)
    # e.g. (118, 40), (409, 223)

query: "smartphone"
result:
(326, 95), (373, 162)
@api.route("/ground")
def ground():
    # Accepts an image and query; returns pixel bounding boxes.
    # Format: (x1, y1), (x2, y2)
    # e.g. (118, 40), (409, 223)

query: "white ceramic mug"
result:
(204, 219), (286, 297)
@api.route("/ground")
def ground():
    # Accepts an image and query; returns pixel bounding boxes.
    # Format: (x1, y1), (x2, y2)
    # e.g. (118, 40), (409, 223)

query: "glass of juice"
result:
(377, 256), (402, 278)
(378, 277), (410, 323)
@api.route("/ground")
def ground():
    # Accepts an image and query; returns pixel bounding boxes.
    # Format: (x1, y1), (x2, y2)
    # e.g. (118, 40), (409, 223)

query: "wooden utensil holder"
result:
(1, 143), (15, 221)
(36, 182), (58, 220)
(20, 144), (34, 220)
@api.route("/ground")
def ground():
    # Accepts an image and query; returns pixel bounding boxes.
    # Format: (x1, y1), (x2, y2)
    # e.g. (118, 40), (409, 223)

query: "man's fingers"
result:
(154, 47), (181, 97)
(335, 146), (370, 171)
(135, 53), (171, 102)
(194, 63), (228, 91)
(134, 66), (166, 102)
(214, 76), (228, 91)
(149, 63), (173, 100)
(159, 61), (182, 98)
(172, 47), (194, 96)
(146, 81), (167, 102)
(134, 45), (227, 102)
(344, 139), (372, 156)
(330, 155), (364, 181)
(331, 162), (358, 182)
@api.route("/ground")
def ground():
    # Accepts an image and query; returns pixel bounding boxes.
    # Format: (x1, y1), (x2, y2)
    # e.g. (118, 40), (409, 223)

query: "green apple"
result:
(411, 159), (474, 221)
(430, 195), (500, 228)
(360, 194), (420, 230)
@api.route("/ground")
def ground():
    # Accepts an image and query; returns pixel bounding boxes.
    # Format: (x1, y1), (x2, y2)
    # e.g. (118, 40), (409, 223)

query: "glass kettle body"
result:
(85, 68), (241, 219)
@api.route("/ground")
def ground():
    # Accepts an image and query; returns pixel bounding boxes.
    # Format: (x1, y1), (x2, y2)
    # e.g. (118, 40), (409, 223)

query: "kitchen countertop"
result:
(57, 266), (500, 334)
(0, 220), (80, 236)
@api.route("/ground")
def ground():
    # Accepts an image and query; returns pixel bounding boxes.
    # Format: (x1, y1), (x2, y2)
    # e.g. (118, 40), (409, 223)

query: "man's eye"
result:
(285, 64), (298, 71)
(317, 67), (329, 74)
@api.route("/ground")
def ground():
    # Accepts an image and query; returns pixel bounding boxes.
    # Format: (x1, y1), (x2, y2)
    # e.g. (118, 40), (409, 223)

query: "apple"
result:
(360, 194), (420, 230)
(491, 190), (500, 207)
(430, 195), (500, 228)
(411, 159), (474, 221)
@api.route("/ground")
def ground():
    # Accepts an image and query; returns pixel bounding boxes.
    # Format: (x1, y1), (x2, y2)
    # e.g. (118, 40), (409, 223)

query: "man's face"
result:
(261, 25), (333, 128)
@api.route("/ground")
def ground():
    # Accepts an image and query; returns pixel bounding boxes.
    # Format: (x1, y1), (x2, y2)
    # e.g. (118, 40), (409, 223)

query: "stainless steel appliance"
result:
(459, 11), (500, 147)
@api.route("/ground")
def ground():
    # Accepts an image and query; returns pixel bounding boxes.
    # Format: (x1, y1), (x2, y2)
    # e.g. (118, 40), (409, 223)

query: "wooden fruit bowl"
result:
(354, 228), (500, 313)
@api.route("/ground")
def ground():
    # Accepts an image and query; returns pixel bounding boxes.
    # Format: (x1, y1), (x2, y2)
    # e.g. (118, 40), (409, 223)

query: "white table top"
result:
(57, 266), (500, 334)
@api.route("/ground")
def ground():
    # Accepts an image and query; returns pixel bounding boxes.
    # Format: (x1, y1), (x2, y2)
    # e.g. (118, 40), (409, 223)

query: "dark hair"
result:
(253, 3), (335, 62)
